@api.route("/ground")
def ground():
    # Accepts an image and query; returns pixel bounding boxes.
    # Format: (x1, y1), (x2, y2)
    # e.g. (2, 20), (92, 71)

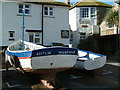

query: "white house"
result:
(0, 0), (70, 49)
(69, 0), (112, 47)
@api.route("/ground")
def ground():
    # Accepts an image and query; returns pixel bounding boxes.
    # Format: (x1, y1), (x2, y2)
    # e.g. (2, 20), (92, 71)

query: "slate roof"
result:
(71, 0), (112, 9)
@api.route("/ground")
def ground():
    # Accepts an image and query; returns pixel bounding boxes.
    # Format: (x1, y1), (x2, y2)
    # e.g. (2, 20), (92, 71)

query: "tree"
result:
(105, 9), (119, 30)
(104, 8), (119, 59)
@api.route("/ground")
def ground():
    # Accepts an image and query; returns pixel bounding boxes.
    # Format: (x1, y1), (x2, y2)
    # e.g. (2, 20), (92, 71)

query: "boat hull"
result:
(74, 56), (106, 70)
(5, 47), (78, 72)
(73, 50), (106, 70)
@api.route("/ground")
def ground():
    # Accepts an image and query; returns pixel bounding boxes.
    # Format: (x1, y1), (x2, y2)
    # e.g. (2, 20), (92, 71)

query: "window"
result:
(107, 23), (114, 29)
(18, 4), (30, 15)
(44, 7), (54, 16)
(61, 30), (69, 38)
(80, 32), (86, 39)
(91, 7), (96, 17)
(9, 31), (15, 40)
(80, 8), (89, 18)
(29, 33), (40, 44)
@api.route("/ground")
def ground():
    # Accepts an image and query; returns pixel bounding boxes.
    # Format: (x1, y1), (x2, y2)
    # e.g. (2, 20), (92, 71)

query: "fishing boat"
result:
(74, 49), (106, 70)
(5, 40), (78, 72)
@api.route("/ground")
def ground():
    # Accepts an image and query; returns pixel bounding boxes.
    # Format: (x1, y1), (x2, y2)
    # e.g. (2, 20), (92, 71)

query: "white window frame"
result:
(80, 8), (89, 18)
(91, 7), (96, 18)
(29, 33), (40, 44)
(44, 6), (54, 16)
(18, 4), (30, 15)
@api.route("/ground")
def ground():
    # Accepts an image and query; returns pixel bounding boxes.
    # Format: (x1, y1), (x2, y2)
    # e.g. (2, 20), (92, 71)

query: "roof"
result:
(3, 0), (70, 7)
(71, 0), (112, 9)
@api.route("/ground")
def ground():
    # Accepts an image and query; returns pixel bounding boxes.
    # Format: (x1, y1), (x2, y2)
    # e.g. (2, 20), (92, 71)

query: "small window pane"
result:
(35, 33), (40, 37)
(35, 38), (40, 43)
(44, 11), (48, 15)
(50, 11), (53, 16)
(19, 5), (23, 8)
(10, 33), (13, 37)
(29, 34), (34, 42)
(25, 5), (29, 8)
(25, 9), (29, 14)
(44, 7), (48, 10)
(49, 7), (53, 10)
(19, 9), (23, 13)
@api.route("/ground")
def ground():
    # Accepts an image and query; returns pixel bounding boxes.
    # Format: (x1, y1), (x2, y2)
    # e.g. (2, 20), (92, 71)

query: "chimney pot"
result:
(66, 0), (70, 5)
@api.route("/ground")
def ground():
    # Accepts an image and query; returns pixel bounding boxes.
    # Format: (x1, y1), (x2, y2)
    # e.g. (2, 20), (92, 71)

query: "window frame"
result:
(61, 30), (69, 39)
(80, 8), (89, 18)
(91, 7), (96, 18)
(44, 6), (54, 17)
(80, 32), (86, 39)
(28, 32), (40, 44)
(18, 4), (30, 15)
(8, 31), (15, 40)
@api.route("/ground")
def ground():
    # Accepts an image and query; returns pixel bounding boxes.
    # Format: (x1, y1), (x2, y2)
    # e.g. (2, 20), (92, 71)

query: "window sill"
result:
(17, 14), (31, 17)
(9, 39), (15, 41)
(43, 15), (55, 18)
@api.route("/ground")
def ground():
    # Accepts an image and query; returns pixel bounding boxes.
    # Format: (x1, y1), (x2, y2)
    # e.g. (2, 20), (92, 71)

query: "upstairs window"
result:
(44, 7), (54, 16)
(80, 8), (89, 18)
(18, 4), (30, 15)
(91, 7), (96, 17)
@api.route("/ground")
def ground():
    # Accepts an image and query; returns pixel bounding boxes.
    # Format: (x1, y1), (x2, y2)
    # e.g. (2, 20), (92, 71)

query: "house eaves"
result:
(4, 0), (70, 7)
(70, 0), (112, 9)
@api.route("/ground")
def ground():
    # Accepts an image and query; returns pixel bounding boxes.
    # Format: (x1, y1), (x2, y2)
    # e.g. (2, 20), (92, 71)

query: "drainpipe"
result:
(22, 8), (25, 50)
(41, 4), (44, 46)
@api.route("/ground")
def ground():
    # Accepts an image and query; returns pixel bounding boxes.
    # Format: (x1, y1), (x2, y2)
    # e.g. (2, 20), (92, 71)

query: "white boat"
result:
(74, 49), (106, 70)
(5, 40), (78, 73)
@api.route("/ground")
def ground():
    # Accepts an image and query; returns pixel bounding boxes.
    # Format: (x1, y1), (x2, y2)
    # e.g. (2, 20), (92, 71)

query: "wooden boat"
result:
(5, 40), (78, 73)
(74, 49), (106, 70)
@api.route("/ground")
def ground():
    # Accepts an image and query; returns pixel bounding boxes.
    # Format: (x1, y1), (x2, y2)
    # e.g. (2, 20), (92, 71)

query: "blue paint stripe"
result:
(7, 47), (78, 58)
(78, 49), (105, 57)
(6, 50), (32, 57)
(32, 47), (78, 57)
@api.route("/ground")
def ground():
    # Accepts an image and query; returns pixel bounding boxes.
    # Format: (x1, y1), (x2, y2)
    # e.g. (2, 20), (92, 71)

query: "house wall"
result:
(1, 2), (70, 47)
(70, 31), (80, 47)
(100, 21), (116, 36)
(2, 2), (42, 46)
(44, 6), (70, 46)
(0, 2), (2, 47)
(69, 8), (77, 31)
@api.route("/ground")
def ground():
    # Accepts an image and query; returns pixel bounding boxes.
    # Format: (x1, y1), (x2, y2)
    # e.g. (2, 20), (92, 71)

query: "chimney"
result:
(66, 0), (70, 5)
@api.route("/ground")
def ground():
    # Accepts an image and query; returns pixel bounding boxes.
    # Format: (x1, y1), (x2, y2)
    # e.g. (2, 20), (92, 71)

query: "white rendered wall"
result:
(2, 2), (70, 46)
(69, 8), (77, 31)
(43, 6), (70, 45)
(2, 2), (42, 46)
(0, 1), (2, 46)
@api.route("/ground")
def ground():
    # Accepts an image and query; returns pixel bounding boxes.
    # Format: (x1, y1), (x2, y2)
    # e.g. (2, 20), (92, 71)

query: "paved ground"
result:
(0, 52), (120, 90)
